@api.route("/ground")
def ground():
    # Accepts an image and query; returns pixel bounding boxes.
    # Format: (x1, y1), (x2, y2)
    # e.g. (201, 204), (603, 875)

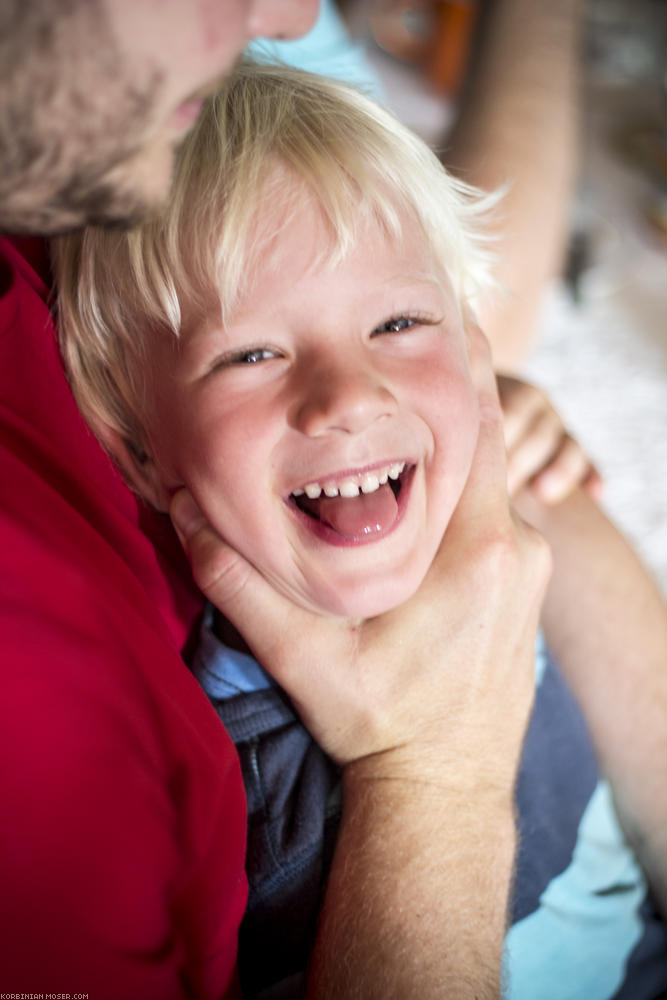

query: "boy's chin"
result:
(304, 577), (425, 624)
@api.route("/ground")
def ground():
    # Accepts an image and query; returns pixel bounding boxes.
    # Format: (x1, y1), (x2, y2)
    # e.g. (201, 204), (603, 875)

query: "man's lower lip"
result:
(289, 467), (415, 547)
(171, 99), (205, 129)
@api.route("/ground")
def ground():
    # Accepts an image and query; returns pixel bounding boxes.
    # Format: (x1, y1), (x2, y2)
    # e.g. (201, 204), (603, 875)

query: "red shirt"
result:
(0, 236), (247, 998)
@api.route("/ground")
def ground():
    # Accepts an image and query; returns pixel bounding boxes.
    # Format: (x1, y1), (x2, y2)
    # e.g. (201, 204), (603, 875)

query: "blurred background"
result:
(340, 0), (667, 593)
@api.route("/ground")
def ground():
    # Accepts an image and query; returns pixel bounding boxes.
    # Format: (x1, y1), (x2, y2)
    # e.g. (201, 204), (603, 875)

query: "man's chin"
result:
(83, 137), (175, 229)
(14, 134), (176, 236)
(1, 177), (166, 237)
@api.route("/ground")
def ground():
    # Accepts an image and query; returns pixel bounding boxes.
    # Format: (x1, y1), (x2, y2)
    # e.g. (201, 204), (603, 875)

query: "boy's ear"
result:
(93, 421), (171, 512)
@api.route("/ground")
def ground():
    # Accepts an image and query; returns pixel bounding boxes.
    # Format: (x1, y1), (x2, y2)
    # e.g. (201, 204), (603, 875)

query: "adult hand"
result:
(171, 328), (550, 790)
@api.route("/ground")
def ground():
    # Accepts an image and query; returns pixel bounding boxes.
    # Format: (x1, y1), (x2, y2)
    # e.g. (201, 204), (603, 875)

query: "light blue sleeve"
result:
(246, 0), (385, 102)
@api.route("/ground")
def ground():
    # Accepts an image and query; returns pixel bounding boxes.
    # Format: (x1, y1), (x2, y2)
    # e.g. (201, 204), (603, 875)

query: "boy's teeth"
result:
(361, 473), (380, 494)
(295, 461), (406, 500)
(339, 479), (360, 498)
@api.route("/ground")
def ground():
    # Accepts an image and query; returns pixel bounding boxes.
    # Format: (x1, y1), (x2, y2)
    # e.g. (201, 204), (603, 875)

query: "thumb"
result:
(169, 488), (308, 668)
(170, 489), (369, 760)
(170, 488), (252, 603)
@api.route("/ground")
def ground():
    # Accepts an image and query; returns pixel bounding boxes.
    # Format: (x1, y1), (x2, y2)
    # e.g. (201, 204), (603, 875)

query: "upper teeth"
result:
(293, 461), (406, 500)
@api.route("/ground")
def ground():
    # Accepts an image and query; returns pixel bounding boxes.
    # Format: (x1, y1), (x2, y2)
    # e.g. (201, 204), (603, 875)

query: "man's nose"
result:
(291, 362), (398, 438)
(247, 0), (320, 42)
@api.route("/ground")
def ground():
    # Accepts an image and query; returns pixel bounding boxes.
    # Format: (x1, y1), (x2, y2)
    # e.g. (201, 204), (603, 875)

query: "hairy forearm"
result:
(516, 487), (667, 914)
(445, 0), (584, 368)
(306, 760), (515, 999)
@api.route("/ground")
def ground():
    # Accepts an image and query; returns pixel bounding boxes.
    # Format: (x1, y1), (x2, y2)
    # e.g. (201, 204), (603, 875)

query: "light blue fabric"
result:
(191, 605), (272, 698)
(503, 780), (646, 1000)
(534, 629), (549, 687)
(246, 0), (384, 102)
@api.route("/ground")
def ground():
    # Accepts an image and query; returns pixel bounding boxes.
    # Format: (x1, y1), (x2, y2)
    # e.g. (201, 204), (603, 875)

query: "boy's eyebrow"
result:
(176, 320), (232, 372)
(183, 268), (451, 355)
(396, 274), (441, 291)
(379, 268), (451, 298)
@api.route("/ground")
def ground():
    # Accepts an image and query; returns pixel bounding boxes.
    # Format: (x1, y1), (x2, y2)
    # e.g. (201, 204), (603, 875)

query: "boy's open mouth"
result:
(289, 461), (414, 543)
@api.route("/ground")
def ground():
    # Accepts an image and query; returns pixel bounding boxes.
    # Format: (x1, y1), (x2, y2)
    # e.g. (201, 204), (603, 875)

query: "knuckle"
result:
(192, 538), (250, 602)
(524, 383), (541, 406)
(535, 386), (550, 407)
(536, 408), (559, 437)
(476, 523), (521, 579)
(493, 515), (552, 587)
(568, 439), (589, 469)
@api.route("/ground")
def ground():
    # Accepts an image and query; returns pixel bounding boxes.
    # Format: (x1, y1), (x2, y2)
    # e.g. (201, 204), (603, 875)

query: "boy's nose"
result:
(292, 364), (398, 438)
(247, 0), (319, 42)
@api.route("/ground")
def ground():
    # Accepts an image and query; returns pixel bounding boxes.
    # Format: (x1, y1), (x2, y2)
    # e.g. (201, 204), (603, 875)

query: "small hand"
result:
(498, 374), (602, 504)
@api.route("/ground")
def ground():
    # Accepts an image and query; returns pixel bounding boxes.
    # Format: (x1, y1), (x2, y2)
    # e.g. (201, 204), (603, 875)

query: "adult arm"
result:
(516, 487), (667, 915)
(445, 0), (584, 369)
(172, 329), (551, 998)
(268, 0), (582, 369)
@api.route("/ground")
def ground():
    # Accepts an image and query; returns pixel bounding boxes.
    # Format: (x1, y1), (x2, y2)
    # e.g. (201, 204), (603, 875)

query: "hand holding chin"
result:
(171, 328), (550, 795)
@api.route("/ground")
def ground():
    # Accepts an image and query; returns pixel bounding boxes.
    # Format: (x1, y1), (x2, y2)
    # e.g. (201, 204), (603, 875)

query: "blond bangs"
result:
(53, 59), (499, 449)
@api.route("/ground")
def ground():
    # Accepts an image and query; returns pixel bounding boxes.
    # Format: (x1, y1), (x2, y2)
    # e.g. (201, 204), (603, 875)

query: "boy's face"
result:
(142, 197), (480, 620)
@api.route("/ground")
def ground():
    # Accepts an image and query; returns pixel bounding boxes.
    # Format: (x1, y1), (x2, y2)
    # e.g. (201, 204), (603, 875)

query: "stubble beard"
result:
(0, 1), (172, 234)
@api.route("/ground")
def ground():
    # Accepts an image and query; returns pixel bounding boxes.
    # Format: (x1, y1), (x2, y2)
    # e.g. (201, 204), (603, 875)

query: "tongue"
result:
(305, 482), (399, 538)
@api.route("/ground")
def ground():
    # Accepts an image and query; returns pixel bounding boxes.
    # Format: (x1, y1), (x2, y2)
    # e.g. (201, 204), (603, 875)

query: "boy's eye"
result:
(237, 347), (277, 364)
(372, 316), (417, 336)
(220, 346), (279, 366)
(207, 345), (282, 375)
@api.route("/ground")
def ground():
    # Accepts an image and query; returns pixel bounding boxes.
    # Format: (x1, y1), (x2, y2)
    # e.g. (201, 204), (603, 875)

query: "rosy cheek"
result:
(436, 380), (478, 474)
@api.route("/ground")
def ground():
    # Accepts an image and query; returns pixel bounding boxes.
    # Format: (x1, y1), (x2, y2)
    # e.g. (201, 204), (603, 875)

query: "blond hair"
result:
(53, 59), (498, 453)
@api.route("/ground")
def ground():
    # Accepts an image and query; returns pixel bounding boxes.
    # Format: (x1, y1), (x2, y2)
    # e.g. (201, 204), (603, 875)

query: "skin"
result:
(445, 0), (584, 368)
(107, 181), (553, 996)
(170, 327), (551, 996)
(0, 0), (318, 233)
(133, 198), (480, 622)
(498, 374), (601, 503)
(0, 1), (594, 993)
(169, 299), (667, 994)
(343, 0), (584, 369)
(120, 199), (554, 995)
